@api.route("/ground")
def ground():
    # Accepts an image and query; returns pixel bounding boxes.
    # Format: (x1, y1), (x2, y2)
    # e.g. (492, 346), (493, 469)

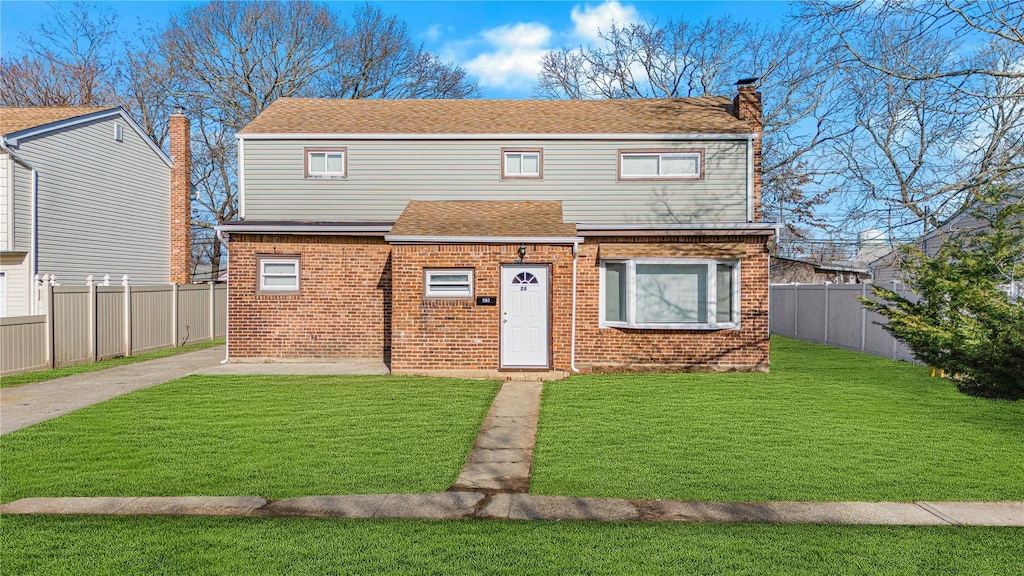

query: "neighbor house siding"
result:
(12, 116), (170, 284)
(8, 158), (34, 254)
(241, 139), (749, 224)
(0, 153), (8, 250)
(0, 252), (31, 316)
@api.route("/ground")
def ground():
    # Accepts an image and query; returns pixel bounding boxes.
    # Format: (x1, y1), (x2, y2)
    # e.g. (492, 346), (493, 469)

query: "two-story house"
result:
(0, 106), (193, 317)
(219, 81), (777, 376)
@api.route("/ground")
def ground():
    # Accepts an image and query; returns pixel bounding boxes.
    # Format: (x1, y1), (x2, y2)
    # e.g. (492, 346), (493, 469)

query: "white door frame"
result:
(500, 263), (551, 369)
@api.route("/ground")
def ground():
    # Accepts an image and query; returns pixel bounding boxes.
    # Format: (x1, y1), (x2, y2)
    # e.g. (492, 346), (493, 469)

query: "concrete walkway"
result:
(451, 381), (542, 493)
(2, 494), (1021, 526)
(1, 346), (226, 435)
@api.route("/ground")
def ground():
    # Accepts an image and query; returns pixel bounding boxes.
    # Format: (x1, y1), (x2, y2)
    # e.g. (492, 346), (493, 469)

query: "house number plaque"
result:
(476, 296), (497, 306)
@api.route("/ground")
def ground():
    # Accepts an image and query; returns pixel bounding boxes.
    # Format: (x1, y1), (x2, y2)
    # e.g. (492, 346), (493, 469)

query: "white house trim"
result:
(237, 132), (758, 142)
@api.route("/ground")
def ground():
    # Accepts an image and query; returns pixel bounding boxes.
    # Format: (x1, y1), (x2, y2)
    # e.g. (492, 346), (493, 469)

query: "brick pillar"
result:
(734, 79), (763, 222)
(170, 109), (192, 285)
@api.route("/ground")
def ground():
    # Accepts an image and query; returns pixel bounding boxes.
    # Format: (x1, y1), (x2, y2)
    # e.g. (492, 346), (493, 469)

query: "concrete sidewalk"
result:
(451, 381), (542, 493)
(1, 346), (225, 435)
(2, 494), (1021, 526)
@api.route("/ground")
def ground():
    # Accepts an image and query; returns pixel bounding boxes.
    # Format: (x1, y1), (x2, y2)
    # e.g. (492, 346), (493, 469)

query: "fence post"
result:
(860, 283), (867, 353)
(87, 275), (97, 362)
(44, 277), (55, 369)
(208, 282), (215, 341)
(122, 275), (132, 358)
(792, 283), (799, 339)
(823, 283), (830, 346)
(171, 283), (179, 348)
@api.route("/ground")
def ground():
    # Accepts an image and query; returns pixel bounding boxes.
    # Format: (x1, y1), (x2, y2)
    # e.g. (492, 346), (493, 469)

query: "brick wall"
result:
(169, 112), (192, 285)
(391, 243), (575, 371)
(574, 235), (770, 372)
(227, 234), (392, 359)
(227, 235), (769, 372)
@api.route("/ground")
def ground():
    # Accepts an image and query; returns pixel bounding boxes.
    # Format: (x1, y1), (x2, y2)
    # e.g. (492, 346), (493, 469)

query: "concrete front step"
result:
(3, 495), (1022, 526)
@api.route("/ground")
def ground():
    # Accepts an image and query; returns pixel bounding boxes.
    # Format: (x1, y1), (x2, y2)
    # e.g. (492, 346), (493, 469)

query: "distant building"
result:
(771, 256), (871, 284)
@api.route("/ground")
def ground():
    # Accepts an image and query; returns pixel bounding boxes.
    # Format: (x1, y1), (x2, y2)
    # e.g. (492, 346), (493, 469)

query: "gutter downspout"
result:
(216, 228), (230, 364)
(570, 241), (580, 374)
(1, 140), (39, 314)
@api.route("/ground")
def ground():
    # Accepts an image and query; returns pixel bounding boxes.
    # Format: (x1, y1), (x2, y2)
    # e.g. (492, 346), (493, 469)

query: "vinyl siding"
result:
(12, 116), (170, 284)
(0, 252), (31, 316)
(0, 153), (8, 249)
(11, 158), (33, 253)
(242, 138), (749, 223)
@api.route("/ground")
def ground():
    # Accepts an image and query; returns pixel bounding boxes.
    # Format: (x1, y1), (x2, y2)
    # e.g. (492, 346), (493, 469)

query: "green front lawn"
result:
(0, 339), (225, 389)
(2, 516), (1021, 575)
(0, 375), (498, 502)
(532, 337), (1024, 502)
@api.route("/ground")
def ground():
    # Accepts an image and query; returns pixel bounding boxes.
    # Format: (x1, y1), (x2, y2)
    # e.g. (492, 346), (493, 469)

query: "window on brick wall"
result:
(600, 258), (739, 329)
(258, 256), (300, 294)
(424, 269), (473, 298)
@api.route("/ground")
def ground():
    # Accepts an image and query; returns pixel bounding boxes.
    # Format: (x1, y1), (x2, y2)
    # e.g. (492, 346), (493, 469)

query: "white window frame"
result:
(424, 269), (474, 299)
(619, 150), (702, 180)
(599, 258), (740, 330)
(258, 257), (300, 293)
(305, 148), (347, 178)
(502, 149), (542, 179)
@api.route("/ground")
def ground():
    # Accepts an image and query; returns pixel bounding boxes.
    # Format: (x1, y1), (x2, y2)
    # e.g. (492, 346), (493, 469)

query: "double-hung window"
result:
(619, 150), (702, 180)
(601, 259), (739, 329)
(258, 256), (300, 294)
(502, 148), (542, 179)
(424, 269), (473, 298)
(305, 148), (347, 178)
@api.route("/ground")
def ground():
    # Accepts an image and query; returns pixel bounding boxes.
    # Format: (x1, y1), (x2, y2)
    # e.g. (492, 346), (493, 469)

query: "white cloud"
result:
(570, 1), (639, 43)
(461, 23), (553, 90)
(424, 24), (443, 43)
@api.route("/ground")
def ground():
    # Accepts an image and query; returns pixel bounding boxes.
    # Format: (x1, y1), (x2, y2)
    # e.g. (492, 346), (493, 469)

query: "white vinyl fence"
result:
(769, 283), (917, 363)
(1, 276), (226, 376)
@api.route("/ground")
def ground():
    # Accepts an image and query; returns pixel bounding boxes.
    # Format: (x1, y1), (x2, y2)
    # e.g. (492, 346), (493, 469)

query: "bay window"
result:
(600, 259), (739, 329)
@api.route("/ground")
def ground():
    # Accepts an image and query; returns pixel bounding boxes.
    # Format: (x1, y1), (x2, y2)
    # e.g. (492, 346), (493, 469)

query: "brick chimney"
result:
(734, 78), (763, 222)
(169, 108), (192, 285)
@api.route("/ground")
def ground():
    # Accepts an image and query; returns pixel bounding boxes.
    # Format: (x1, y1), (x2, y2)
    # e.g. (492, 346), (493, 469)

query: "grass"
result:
(532, 336), (1024, 502)
(0, 375), (499, 502)
(0, 339), (225, 388)
(2, 516), (1022, 575)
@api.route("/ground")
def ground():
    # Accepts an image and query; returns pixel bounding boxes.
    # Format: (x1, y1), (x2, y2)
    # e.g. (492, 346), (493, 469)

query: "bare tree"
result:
(802, 1), (1024, 237)
(316, 4), (478, 99)
(536, 17), (846, 234)
(0, 2), (120, 106)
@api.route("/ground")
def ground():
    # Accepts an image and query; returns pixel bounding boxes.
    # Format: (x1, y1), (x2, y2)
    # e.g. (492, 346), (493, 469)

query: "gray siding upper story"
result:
(9, 115), (170, 284)
(0, 153), (34, 253)
(240, 138), (750, 224)
(0, 152), (7, 248)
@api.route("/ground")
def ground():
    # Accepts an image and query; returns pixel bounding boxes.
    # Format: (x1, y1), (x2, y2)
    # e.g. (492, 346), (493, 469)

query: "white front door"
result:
(501, 265), (549, 368)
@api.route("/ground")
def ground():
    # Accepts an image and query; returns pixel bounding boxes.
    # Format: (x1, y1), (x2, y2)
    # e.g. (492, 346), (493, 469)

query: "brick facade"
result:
(226, 234), (770, 373)
(390, 243), (575, 372)
(575, 236), (770, 372)
(169, 112), (192, 285)
(227, 234), (392, 360)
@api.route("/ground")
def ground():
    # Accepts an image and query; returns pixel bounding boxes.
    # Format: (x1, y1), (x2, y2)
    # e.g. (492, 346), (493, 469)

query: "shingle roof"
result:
(389, 201), (576, 238)
(238, 97), (748, 135)
(0, 106), (117, 136)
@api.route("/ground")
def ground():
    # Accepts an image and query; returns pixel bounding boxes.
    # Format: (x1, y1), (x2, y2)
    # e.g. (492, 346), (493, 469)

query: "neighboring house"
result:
(771, 256), (870, 284)
(0, 106), (192, 317)
(219, 80), (778, 376)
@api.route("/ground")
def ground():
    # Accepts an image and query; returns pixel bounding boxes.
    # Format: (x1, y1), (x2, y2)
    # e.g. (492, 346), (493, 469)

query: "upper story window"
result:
(501, 148), (542, 179)
(305, 147), (347, 179)
(619, 149), (702, 180)
(601, 258), (739, 330)
(258, 255), (300, 294)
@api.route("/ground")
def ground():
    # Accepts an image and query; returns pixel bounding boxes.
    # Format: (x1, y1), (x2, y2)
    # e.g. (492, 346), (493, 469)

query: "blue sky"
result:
(1, 0), (795, 98)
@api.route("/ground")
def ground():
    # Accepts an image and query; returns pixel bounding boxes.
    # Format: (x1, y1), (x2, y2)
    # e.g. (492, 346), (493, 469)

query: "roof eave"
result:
(236, 132), (757, 141)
